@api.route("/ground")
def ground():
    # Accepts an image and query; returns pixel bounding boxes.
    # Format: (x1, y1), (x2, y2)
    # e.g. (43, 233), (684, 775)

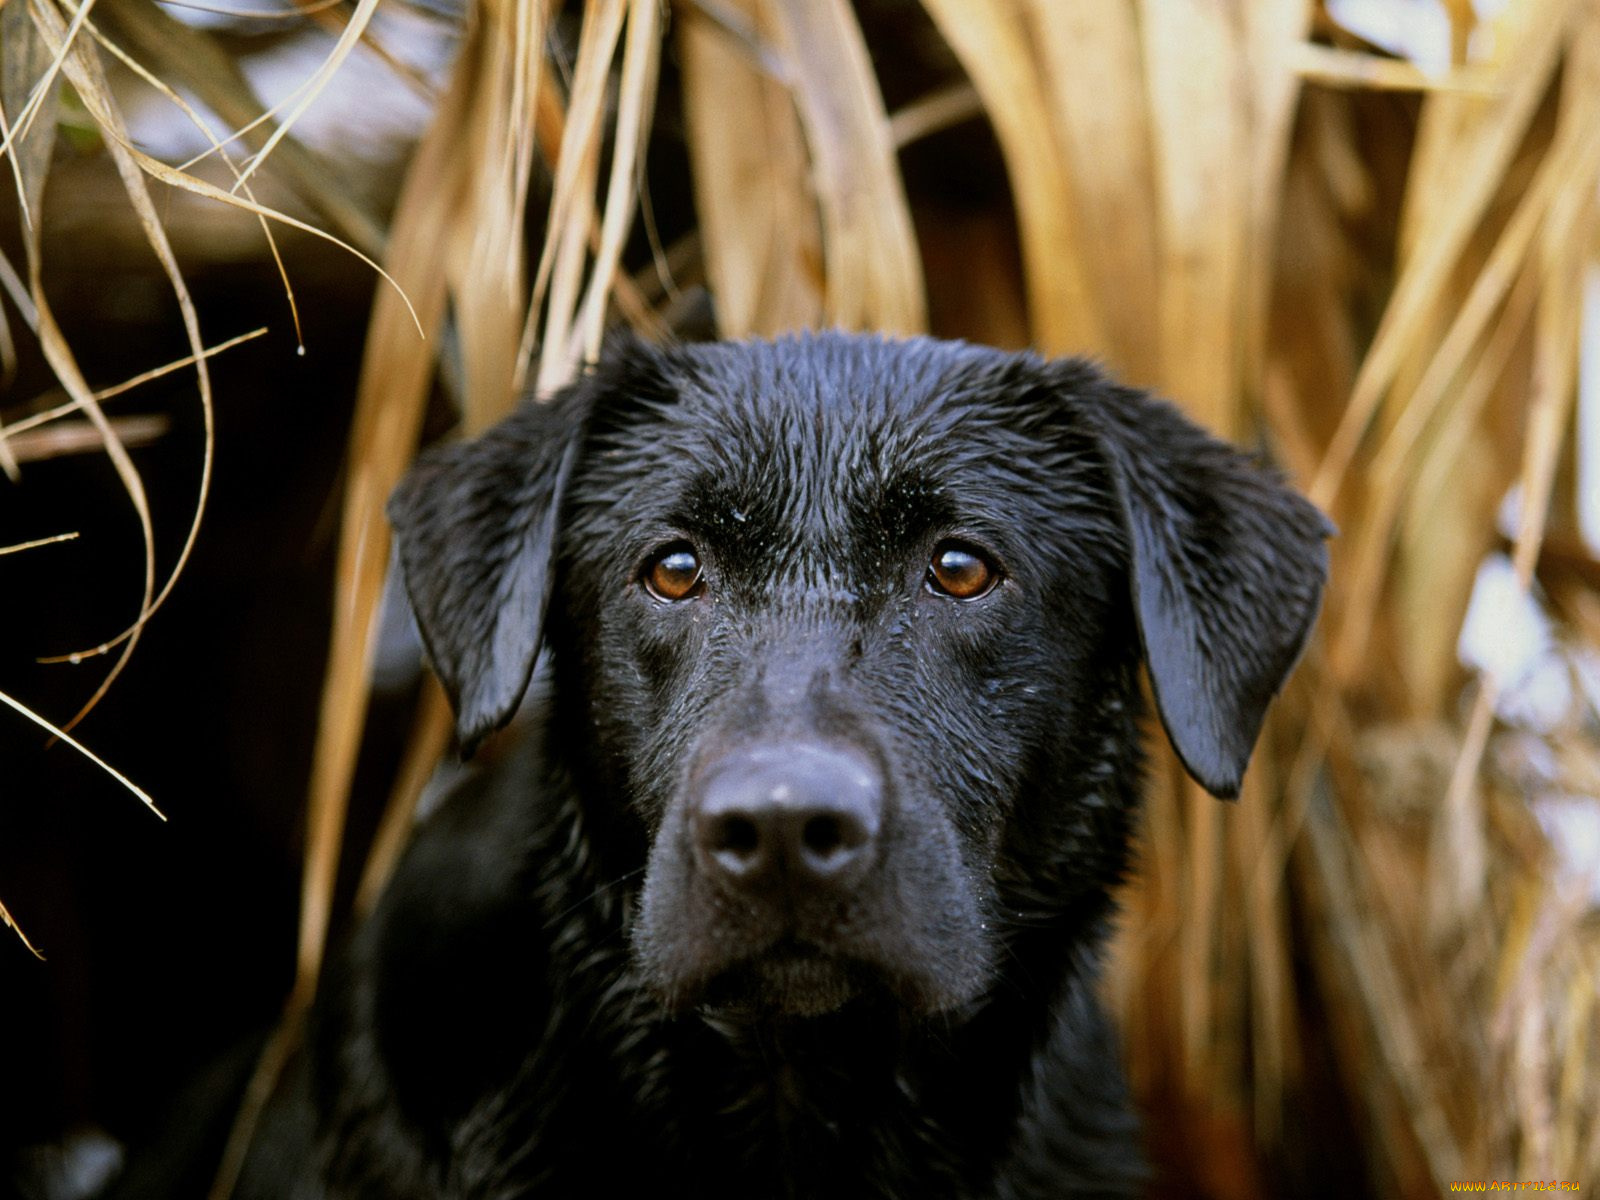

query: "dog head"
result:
(389, 335), (1331, 1019)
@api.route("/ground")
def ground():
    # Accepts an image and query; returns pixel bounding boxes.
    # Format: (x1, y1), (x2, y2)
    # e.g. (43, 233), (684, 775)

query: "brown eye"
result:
(927, 542), (999, 600)
(644, 544), (704, 602)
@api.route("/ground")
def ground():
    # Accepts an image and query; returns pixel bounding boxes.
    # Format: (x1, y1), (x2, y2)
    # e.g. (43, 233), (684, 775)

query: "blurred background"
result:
(2, 0), (1598, 1196)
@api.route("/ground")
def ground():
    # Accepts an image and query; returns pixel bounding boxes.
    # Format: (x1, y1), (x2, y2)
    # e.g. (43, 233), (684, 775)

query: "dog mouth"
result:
(695, 938), (874, 1018)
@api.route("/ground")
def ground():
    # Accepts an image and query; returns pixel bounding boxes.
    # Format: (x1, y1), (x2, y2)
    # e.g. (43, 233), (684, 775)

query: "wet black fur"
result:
(239, 334), (1330, 1199)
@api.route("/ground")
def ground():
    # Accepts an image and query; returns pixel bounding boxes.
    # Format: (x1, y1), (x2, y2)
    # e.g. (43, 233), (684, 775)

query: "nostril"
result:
(802, 814), (845, 858)
(797, 810), (873, 878)
(712, 814), (761, 859)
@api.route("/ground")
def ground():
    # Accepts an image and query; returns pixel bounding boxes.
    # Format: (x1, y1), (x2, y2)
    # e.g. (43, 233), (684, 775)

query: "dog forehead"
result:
(678, 337), (965, 451)
(647, 336), (1053, 510)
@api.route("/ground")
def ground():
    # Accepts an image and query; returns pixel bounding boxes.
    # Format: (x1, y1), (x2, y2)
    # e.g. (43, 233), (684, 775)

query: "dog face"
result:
(389, 335), (1330, 1020)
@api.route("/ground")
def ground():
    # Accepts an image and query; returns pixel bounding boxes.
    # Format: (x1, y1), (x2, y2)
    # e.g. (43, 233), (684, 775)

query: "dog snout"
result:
(690, 743), (883, 894)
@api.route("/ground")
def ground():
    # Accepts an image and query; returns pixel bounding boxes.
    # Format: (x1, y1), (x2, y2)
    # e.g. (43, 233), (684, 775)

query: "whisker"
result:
(543, 865), (647, 931)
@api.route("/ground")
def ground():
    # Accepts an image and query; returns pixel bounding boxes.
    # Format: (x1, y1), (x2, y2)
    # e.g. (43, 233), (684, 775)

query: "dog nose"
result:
(691, 743), (883, 893)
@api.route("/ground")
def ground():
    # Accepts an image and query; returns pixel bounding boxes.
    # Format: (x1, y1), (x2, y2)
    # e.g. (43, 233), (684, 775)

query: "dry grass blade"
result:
(207, 1011), (303, 1200)
(680, 0), (824, 338)
(10, 414), (168, 462)
(226, 0), (381, 192)
(888, 80), (981, 149)
(534, 130), (599, 393)
(153, 0), (348, 20)
(918, 0), (1104, 356)
(353, 677), (454, 915)
(574, 0), (660, 365)
(308, 4), (441, 103)
(1289, 42), (1499, 94)
(2, 328), (267, 443)
(764, 0), (924, 334)
(0, 687), (164, 819)
(0, 894), (45, 959)
(0, 300), (16, 407)
(0, 531), (79, 555)
(1, 4), (58, 482)
(1429, 679), (1495, 931)
(1024, 0), (1158, 381)
(1239, 0), (1315, 412)
(1388, 264), (1538, 708)
(1, 296), (33, 471)
(448, 0), (546, 429)
(1140, 0), (1251, 433)
(685, 0), (786, 77)
(0, 243), (38, 323)
(532, 0), (622, 394)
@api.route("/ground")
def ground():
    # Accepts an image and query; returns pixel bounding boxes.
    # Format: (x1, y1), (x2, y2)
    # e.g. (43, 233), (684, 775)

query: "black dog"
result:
(242, 334), (1329, 1199)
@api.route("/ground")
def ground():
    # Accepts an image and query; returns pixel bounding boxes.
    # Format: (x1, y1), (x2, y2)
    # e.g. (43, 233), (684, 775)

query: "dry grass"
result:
(4, 0), (1599, 1193)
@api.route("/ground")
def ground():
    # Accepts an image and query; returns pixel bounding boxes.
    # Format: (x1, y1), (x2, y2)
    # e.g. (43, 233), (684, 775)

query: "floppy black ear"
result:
(1074, 372), (1332, 799)
(387, 389), (586, 755)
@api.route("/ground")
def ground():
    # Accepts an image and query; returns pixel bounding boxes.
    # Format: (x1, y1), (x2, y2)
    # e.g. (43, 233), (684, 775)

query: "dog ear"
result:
(1073, 371), (1332, 799)
(387, 389), (588, 756)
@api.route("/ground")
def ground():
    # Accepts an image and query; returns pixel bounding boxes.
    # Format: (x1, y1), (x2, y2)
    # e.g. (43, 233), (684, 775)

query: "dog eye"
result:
(644, 543), (705, 602)
(927, 541), (999, 600)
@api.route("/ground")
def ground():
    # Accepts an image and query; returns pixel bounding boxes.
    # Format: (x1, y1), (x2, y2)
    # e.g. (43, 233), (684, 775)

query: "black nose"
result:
(691, 743), (883, 893)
